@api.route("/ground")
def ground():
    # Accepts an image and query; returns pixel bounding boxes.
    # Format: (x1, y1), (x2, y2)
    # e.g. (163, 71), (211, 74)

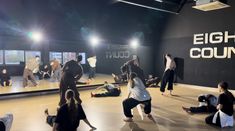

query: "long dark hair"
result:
(65, 89), (78, 123)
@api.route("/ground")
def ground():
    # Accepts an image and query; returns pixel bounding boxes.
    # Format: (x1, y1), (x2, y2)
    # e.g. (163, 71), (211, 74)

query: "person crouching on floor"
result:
(122, 72), (154, 122)
(91, 81), (121, 97)
(205, 81), (235, 128)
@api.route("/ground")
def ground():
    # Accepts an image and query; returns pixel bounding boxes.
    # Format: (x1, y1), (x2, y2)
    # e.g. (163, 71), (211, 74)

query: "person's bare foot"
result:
(147, 114), (156, 123)
(182, 106), (190, 113)
(123, 117), (133, 122)
(90, 126), (97, 130)
(91, 92), (95, 97)
(161, 92), (166, 96)
(44, 109), (49, 116)
(169, 90), (173, 96)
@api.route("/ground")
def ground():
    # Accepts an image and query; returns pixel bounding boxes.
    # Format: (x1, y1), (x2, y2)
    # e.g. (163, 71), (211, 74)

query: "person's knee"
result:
(122, 99), (128, 107)
(205, 116), (211, 124)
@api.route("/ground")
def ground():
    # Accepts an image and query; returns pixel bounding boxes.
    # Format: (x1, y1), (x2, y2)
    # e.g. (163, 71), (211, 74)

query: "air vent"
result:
(193, 0), (230, 11)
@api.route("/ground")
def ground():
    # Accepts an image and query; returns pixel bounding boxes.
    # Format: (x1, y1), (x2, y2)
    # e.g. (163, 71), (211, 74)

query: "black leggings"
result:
(123, 98), (151, 118)
(46, 115), (56, 127)
(190, 106), (217, 113)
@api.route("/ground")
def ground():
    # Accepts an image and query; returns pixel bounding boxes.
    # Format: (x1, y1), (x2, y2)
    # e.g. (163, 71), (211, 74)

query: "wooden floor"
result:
(0, 73), (114, 95)
(0, 84), (234, 131)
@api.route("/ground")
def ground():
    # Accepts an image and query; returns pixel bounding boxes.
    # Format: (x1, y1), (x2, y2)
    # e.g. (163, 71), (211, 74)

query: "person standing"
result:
(205, 82), (235, 128)
(87, 55), (97, 80)
(23, 56), (40, 87)
(160, 54), (176, 95)
(50, 59), (62, 82)
(122, 55), (145, 85)
(59, 55), (83, 106)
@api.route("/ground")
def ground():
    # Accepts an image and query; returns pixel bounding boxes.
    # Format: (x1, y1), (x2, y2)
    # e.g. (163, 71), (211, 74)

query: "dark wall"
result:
(155, 1), (235, 89)
(95, 44), (154, 77)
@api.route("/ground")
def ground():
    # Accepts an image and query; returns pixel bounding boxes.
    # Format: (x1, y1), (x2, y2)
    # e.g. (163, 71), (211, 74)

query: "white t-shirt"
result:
(87, 57), (97, 68)
(128, 77), (151, 101)
(165, 57), (176, 71)
(105, 84), (116, 90)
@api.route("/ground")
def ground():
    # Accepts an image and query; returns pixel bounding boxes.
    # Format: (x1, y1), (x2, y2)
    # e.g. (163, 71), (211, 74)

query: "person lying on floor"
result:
(91, 81), (121, 97)
(0, 68), (12, 87)
(145, 74), (160, 87)
(182, 94), (217, 114)
(205, 81), (235, 128)
(44, 89), (96, 131)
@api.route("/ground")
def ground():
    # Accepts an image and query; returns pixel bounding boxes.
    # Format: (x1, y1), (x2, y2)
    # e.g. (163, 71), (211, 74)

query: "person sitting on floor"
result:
(0, 113), (13, 131)
(205, 81), (235, 128)
(91, 81), (121, 97)
(182, 94), (217, 114)
(0, 68), (12, 87)
(122, 72), (154, 122)
(145, 74), (160, 87)
(44, 89), (96, 131)
(41, 64), (51, 79)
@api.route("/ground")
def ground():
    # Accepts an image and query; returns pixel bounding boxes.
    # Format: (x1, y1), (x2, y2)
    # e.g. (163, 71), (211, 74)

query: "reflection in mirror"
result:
(0, 44), (153, 97)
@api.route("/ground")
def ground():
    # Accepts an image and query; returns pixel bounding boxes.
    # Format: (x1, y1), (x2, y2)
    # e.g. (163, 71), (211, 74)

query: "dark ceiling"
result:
(0, 0), (187, 45)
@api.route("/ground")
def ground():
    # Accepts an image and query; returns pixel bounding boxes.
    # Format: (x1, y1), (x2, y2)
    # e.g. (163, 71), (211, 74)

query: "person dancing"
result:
(91, 81), (121, 97)
(23, 56), (40, 87)
(160, 54), (176, 95)
(122, 73), (153, 122)
(59, 55), (83, 106)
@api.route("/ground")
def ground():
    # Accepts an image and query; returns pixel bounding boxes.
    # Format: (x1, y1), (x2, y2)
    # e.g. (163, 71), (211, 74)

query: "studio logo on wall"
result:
(190, 31), (235, 59)
(105, 45), (131, 59)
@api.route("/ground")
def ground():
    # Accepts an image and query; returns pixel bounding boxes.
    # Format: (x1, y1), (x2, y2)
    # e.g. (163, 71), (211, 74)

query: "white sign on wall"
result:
(190, 31), (235, 59)
(105, 45), (131, 59)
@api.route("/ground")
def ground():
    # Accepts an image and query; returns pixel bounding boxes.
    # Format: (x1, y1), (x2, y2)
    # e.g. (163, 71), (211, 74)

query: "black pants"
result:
(205, 112), (221, 127)
(190, 106), (217, 113)
(94, 88), (121, 97)
(123, 98), (151, 118)
(88, 67), (96, 79)
(160, 69), (174, 92)
(34, 72), (43, 80)
(146, 77), (161, 87)
(59, 72), (81, 106)
(1, 80), (10, 86)
(46, 115), (56, 127)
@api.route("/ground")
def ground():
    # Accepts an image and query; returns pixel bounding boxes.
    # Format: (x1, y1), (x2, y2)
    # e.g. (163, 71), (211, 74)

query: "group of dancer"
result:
(44, 53), (234, 130)
(1, 53), (234, 131)
(0, 54), (97, 88)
